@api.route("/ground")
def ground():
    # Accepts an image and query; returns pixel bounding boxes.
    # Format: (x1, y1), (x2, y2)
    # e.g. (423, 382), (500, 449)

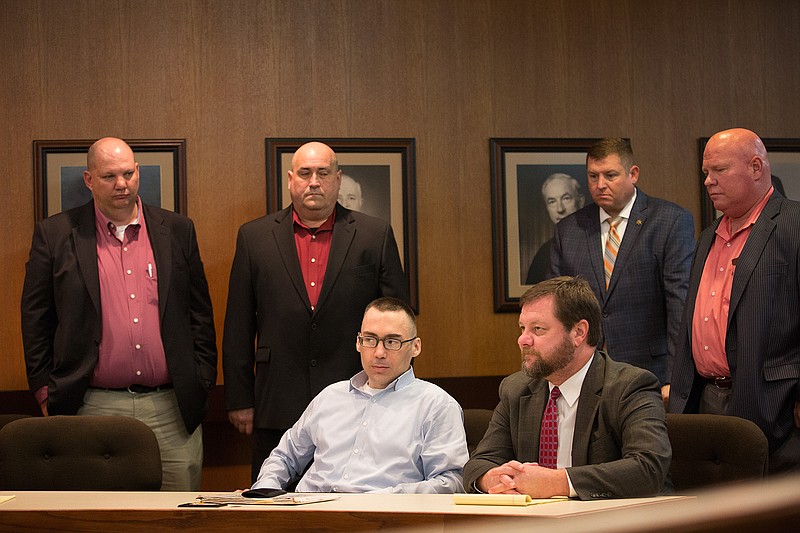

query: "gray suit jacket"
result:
(550, 189), (695, 384)
(669, 192), (800, 459)
(463, 351), (672, 500)
(21, 201), (218, 433)
(222, 205), (408, 429)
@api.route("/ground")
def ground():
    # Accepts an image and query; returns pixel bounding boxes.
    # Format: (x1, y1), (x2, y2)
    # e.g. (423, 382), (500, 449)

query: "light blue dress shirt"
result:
(253, 367), (468, 493)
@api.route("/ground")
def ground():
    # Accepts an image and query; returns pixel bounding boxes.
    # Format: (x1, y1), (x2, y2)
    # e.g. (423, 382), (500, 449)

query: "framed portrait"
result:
(490, 138), (600, 312)
(699, 137), (800, 227)
(265, 138), (419, 311)
(33, 139), (187, 220)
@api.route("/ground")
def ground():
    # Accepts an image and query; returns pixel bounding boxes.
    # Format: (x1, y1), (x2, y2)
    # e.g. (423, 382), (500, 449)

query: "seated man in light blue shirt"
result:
(252, 296), (468, 493)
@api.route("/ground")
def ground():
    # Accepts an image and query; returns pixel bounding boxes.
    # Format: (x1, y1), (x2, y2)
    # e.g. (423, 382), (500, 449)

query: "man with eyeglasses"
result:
(223, 141), (409, 481)
(251, 297), (468, 493)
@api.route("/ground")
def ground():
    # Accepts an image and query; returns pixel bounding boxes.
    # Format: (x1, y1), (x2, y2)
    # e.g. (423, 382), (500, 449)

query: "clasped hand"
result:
(478, 460), (568, 498)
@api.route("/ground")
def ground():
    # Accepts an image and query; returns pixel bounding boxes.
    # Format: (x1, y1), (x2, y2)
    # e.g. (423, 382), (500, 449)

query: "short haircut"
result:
(364, 297), (416, 332)
(587, 138), (634, 171)
(520, 276), (602, 346)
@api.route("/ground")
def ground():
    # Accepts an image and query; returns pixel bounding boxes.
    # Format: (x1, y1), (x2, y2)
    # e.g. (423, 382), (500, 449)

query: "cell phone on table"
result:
(178, 501), (227, 507)
(241, 487), (287, 498)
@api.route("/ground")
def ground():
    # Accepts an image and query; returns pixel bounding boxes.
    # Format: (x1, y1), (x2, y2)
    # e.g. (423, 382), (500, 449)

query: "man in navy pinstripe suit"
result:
(669, 128), (800, 474)
(550, 138), (695, 403)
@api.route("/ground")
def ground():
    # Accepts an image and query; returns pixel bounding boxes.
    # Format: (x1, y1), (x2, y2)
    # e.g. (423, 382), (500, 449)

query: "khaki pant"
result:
(78, 388), (203, 491)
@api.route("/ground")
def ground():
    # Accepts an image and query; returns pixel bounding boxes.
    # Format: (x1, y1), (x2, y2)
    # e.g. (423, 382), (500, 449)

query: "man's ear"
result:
(572, 319), (589, 346)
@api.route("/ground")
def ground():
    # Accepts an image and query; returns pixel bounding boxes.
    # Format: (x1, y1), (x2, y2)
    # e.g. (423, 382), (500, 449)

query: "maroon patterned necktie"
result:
(538, 386), (561, 469)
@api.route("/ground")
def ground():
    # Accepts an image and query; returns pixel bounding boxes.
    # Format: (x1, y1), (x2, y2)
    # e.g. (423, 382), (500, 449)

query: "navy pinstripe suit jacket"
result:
(669, 192), (800, 457)
(550, 189), (695, 384)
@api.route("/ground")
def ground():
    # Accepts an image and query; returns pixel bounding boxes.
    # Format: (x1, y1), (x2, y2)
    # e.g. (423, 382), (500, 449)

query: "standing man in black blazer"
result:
(223, 141), (408, 480)
(550, 138), (695, 401)
(669, 128), (800, 474)
(21, 137), (218, 491)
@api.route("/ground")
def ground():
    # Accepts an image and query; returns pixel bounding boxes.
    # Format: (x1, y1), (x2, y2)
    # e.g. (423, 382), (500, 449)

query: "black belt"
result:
(704, 376), (732, 389)
(92, 383), (174, 394)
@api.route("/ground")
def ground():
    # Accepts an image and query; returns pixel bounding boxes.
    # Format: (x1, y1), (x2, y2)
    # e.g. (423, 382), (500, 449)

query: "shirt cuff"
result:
(565, 468), (577, 498)
(34, 385), (48, 406)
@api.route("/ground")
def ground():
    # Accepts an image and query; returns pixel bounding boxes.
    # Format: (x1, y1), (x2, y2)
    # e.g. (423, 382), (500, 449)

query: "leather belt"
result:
(704, 376), (732, 389)
(92, 383), (174, 394)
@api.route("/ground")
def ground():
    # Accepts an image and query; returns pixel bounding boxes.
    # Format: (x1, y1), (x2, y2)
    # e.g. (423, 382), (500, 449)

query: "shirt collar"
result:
(292, 206), (336, 232)
(94, 197), (144, 239)
(718, 186), (774, 239)
(349, 367), (416, 394)
(599, 188), (637, 224)
(548, 353), (594, 408)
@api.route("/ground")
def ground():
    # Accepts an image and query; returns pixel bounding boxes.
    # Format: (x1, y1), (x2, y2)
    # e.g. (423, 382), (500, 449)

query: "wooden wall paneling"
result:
(1, 0), (800, 394)
(0, 1), (42, 390)
(411, 1), (519, 379)
(762, 0), (800, 134)
(627, 2), (705, 219)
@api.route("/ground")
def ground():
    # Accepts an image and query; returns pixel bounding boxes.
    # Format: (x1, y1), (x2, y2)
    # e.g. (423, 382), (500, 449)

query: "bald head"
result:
(291, 142), (338, 172)
(87, 137), (134, 171)
(703, 128), (772, 223)
(83, 137), (140, 225)
(288, 141), (342, 226)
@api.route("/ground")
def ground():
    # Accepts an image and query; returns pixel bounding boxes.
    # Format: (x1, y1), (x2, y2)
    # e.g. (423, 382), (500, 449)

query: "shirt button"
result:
(130, 294), (135, 299)
(311, 305), (315, 311)
(135, 344), (141, 350)
(704, 317), (708, 322)
(311, 258), (316, 263)
(123, 247), (128, 252)
(311, 234), (316, 240)
(704, 346), (709, 351)
(353, 449), (359, 454)
(133, 318), (139, 323)
(310, 281), (316, 287)
(126, 269), (132, 275)
(726, 242), (731, 247)
(362, 421), (367, 427)
(711, 291), (716, 296)
(343, 475), (349, 480)
(719, 268), (724, 272)
(136, 370), (141, 376)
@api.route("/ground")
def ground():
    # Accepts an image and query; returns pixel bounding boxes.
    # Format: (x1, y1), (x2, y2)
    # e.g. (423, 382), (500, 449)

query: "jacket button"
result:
(310, 359), (318, 367)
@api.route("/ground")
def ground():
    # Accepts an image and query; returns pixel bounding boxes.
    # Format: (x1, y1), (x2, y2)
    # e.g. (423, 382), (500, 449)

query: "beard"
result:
(521, 335), (575, 380)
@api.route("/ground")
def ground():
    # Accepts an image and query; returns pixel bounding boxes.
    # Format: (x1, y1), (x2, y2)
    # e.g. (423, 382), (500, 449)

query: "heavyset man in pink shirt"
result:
(668, 128), (800, 474)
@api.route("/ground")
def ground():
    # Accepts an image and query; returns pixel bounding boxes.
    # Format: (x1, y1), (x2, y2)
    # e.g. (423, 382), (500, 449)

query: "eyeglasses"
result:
(357, 334), (417, 351)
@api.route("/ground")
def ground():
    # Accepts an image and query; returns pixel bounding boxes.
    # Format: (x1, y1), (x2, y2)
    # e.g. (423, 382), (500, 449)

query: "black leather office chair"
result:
(463, 409), (494, 455)
(0, 415), (162, 490)
(667, 413), (768, 493)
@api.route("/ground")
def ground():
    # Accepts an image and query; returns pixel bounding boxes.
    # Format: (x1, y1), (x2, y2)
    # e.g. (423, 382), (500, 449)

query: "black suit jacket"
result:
(21, 201), (218, 433)
(222, 205), (408, 429)
(550, 189), (695, 383)
(463, 352), (672, 500)
(670, 192), (800, 457)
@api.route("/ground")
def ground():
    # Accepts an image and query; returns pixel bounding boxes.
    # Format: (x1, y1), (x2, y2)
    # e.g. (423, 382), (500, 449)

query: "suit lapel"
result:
(578, 207), (606, 297)
(316, 207), (356, 312)
(521, 380), (549, 462)
(606, 191), (648, 296)
(273, 208), (312, 310)
(571, 352), (603, 466)
(728, 195), (780, 325)
(143, 205), (172, 322)
(74, 203), (101, 316)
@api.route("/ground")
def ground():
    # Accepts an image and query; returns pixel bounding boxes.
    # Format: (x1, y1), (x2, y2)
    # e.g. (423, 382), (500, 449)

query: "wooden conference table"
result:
(0, 491), (691, 532)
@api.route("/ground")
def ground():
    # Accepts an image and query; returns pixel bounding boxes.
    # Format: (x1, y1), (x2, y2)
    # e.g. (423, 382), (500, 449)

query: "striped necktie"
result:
(538, 386), (561, 469)
(604, 216), (623, 288)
